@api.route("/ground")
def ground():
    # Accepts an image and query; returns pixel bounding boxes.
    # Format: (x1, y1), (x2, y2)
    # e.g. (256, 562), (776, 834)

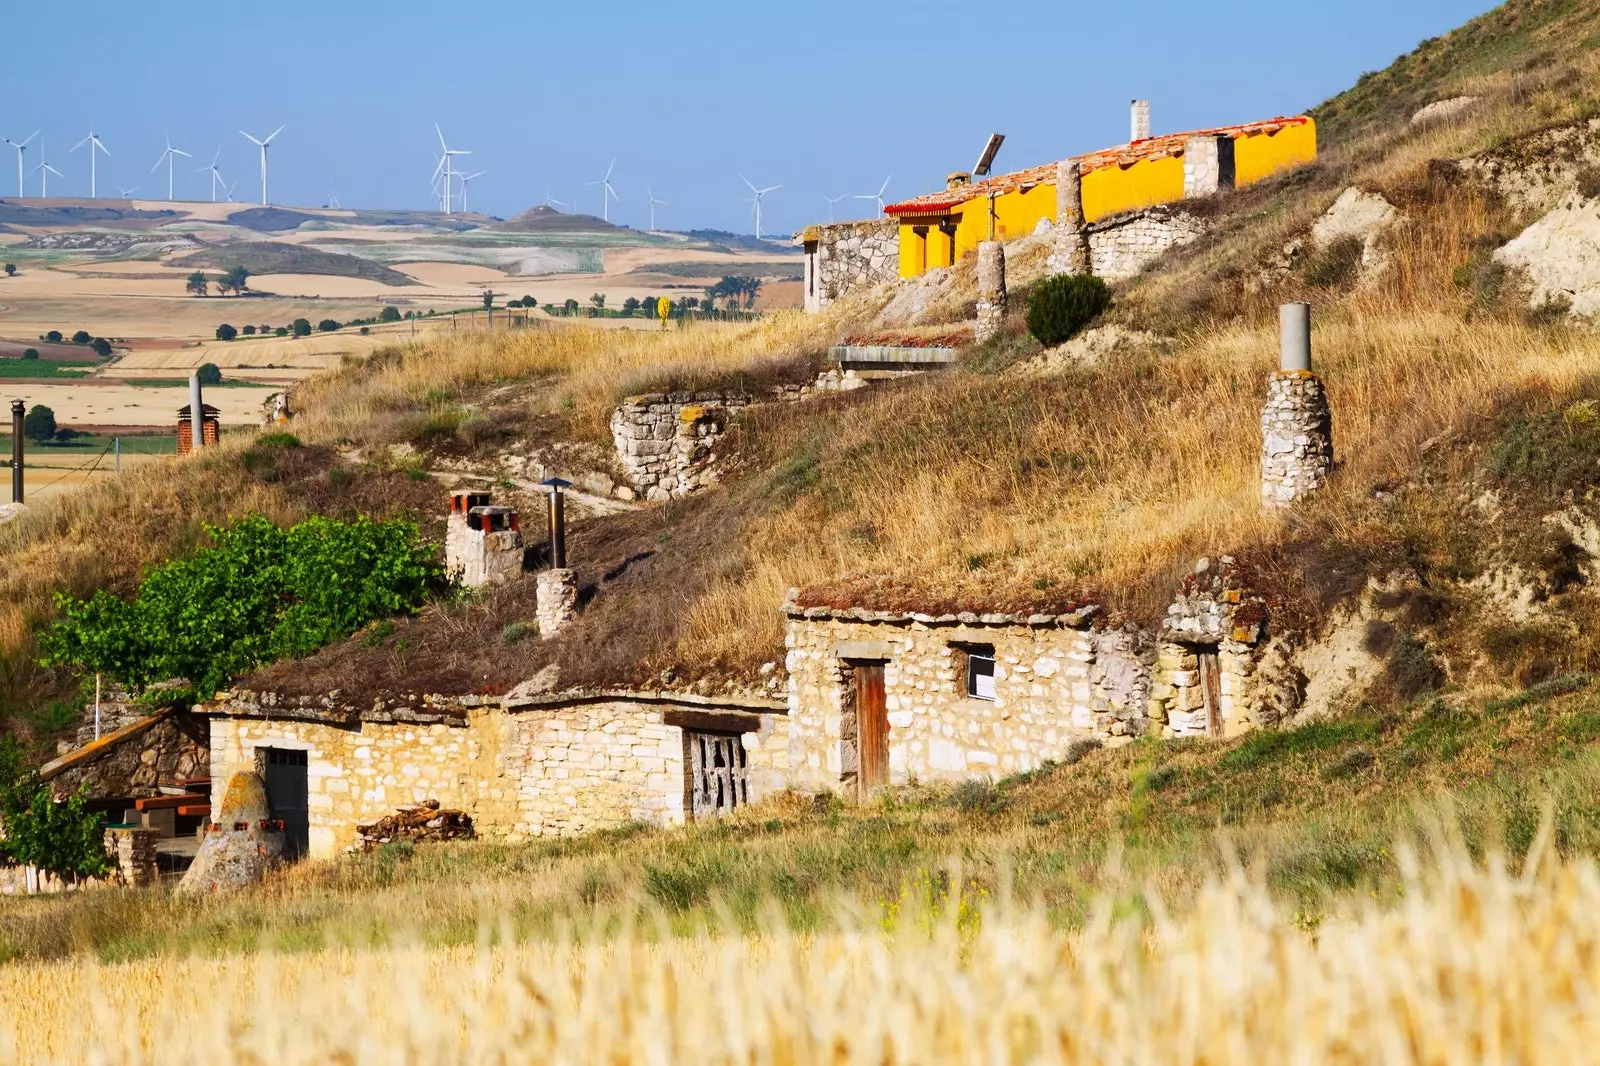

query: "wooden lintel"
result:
(663, 708), (769, 735)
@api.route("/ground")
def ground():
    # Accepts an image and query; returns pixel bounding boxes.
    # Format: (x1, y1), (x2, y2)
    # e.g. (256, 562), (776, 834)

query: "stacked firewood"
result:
(355, 800), (474, 849)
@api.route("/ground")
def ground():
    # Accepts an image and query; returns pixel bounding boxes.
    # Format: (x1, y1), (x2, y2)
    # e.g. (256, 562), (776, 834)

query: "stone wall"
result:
(609, 392), (755, 501)
(204, 692), (789, 857)
(1260, 371), (1333, 507)
(784, 602), (1150, 791)
(1148, 558), (1268, 738)
(42, 707), (209, 800)
(1087, 206), (1208, 281)
(799, 219), (900, 313)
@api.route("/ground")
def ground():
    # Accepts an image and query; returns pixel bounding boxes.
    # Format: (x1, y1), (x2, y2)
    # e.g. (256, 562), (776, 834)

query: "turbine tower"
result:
(542, 183), (565, 209)
(327, 192), (341, 209)
(823, 193), (847, 223)
(587, 159), (620, 222)
(432, 125), (469, 214)
(647, 186), (667, 231)
(71, 125), (110, 198)
(856, 174), (892, 219)
(30, 140), (62, 198)
(239, 125), (284, 205)
(457, 171), (484, 214)
(197, 149), (227, 202)
(741, 175), (781, 241)
(4, 131), (37, 198)
(151, 136), (192, 201)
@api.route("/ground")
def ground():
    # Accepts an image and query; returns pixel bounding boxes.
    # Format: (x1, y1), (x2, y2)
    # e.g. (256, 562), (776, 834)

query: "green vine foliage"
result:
(0, 740), (110, 880)
(40, 515), (445, 699)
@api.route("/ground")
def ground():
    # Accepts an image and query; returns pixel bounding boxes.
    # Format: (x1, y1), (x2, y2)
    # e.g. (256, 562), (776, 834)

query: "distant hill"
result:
(226, 206), (481, 233)
(492, 206), (623, 234)
(675, 229), (801, 254)
(174, 242), (416, 286)
(0, 200), (181, 226)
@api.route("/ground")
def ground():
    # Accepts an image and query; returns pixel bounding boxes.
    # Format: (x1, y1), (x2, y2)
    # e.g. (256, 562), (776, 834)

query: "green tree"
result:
(71, 330), (91, 345)
(3, 263), (15, 277)
(291, 318), (312, 338)
(521, 294), (534, 307)
(379, 305), (402, 323)
(317, 318), (340, 332)
(590, 293), (606, 310)
(90, 337), (112, 357)
(275, 326), (289, 337)
(21, 348), (38, 360)
(1025, 274), (1112, 346)
(621, 296), (640, 316)
(215, 323), (237, 342)
(196, 362), (222, 386)
(185, 271), (210, 297)
(22, 405), (56, 445)
(482, 291), (495, 311)
(563, 298), (580, 316)
(222, 265), (250, 296)
(44, 330), (62, 343)
(0, 743), (111, 884)
(242, 324), (257, 335)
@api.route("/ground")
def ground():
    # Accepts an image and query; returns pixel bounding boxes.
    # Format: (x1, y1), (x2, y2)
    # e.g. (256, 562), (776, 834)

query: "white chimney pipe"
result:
(1131, 99), (1151, 142)
(189, 373), (204, 451)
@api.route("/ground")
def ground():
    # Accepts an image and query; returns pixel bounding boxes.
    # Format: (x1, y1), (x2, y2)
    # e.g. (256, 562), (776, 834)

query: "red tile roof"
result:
(884, 116), (1311, 217)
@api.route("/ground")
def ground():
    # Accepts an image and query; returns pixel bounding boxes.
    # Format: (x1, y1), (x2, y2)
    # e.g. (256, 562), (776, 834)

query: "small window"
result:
(955, 643), (997, 701)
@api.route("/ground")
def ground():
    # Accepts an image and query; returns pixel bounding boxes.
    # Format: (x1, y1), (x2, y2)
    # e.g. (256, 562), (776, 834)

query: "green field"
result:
(0, 433), (177, 456)
(0, 360), (95, 379)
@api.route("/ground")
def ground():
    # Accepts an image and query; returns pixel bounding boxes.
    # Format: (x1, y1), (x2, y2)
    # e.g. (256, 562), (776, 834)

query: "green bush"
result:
(317, 318), (340, 333)
(0, 738), (111, 882)
(215, 323), (237, 342)
(90, 337), (112, 357)
(378, 305), (402, 323)
(21, 348), (38, 360)
(40, 515), (446, 699)
(1025, 275), (1112, 346)
(196, 362), (222, 386)
(291, 318), (312, 338)
(71, 330), (91, 345)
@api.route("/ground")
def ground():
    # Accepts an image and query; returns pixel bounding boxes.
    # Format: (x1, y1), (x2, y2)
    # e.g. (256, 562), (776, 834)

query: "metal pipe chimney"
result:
(189, 373), (204, 451)
(10, 399), (23, 504)
(541, 477), (572, 569)
(1279, 302), (1312, 372)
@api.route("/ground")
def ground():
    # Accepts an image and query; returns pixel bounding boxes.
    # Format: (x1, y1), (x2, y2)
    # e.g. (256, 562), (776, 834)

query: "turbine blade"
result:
(241, 130), (263, 145)
(265, 125), (285, 143)
(72, 135), (91, 152)
(436, 123), (448, 151)
(741, 174), (756, 192)
(151, 153), (166, 173)
(98, 140), (110, 157)
(172, 148), (192, 158)
(21, 130), (37, 147)
(606, 158), (616, 179)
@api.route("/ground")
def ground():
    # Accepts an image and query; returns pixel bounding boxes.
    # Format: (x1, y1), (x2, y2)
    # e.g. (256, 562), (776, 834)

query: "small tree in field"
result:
(197, 363), (222, 385)
(317, 318), (340, 332)
(0, 741), (111, 884)
(185, 271), (210, 297)
(291, 318), (312, 338)
(223, 265), (250, 296)
(1025, 274), (1112, 346)
(3, 264), (15, 277)
(21, 348), (38, 360)
(44, 330), (62, 343)
(482, 291), (495, 311)
(379, 305), (401, 323)
(90, 337), (112, 357)
(242, 324), (257, 335)
(23, 405), (56, 445)
(215, 323), (237, 342)
(71, 330), (91, 345)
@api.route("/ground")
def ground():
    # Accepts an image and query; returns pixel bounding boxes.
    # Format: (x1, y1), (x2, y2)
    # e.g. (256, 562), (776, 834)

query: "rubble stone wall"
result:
(785, 609), (1150, 791)
(1087, 206), (1208, 281)
(1261, 371), (1334, 506)
(207, 697), (789, 857)
(48, 710), (209, 799)
(801, 219), (900, 313)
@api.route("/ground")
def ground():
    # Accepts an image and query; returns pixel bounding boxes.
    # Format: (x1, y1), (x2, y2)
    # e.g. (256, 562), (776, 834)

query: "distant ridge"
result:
(493, 205), (622, 233)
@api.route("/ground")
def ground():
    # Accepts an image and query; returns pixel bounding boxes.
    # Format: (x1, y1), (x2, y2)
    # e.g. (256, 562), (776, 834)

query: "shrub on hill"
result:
(291, 318), (312, 338)
(39, 514), (446, 699)
(196, 362), (222, 386)
(21, 348), (37, 360)
(22, 405), (55, 445)
(44, 330), (61, 343)
(242, 324), (257, 335)
(215, 323), (237, 342)
(379, 305), (402, 323)
(89, 337), (111, 357)
(1025, 275), (1112, 347)
(318, 318), (340, 333)
(0, 740), (109, 883)
(70, 330), (90, 345)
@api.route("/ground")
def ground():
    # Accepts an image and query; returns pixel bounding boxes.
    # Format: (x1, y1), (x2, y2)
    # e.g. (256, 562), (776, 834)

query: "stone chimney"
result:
(946, 171), (972, 190)
(444, 489), (492, 582)
(1047, 160), (1091, 276)
(446, 495), (523, 587)
(1261, 303), (1333, 507)
(1131, 99), (1151, 142)
(1182, 134), (1236, 199)
(975, 241), (1007, 342)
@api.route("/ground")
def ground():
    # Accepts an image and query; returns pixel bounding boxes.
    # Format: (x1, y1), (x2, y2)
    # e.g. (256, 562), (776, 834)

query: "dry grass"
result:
(1, 832), (1596, 1063)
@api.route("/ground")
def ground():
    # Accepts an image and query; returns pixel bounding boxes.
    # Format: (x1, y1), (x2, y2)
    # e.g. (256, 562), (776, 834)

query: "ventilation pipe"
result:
(189, 373), (204, 451)
(541, 476), (570, 569)
(1279, 302), (1312, 371)
(10, 399), (23, 504)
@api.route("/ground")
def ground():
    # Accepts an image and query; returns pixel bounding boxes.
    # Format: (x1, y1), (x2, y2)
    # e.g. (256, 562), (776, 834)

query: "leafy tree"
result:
(317, 318), (340, 332)
(21, 348), (38, 360)
(379, 305), (402, 323)
(2, 263), (15, 277)
(1025, 274), (1112, 346)
(259, 324), (271, 335)
(22, 405), (56, 445)
(185, 271), (210, 297)
(40, 514), (446, 699)
(221, 265), (250, 296)
(521, 294), (534, 307)
(90, 337), (112, 357)
(215, 323), (237, 342)
(482, 291), (495, 311)
(0, 743), (111, 883)
(275, 326), (289, 337)
(590, 293), (606, 310)
(44, 330), (62, 343)
(71, 330), (91, 345)
(197, 362), (222, 386)
(621, 296), (640, 316)
(563, 298), (580, 316)
(242, 324), (257, 335)
(291, 318), (312, 338)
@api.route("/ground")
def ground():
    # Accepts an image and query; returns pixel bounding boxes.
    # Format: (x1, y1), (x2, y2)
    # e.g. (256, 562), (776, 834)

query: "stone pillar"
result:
(1183, 134), (1236, 199)
(1131, 99), (1151, 142)
(974, 241), (1007, 342)
(1048, 160), (1091, 276)
(104, 827), (160, 887)
(537, 568), (578, 637)
(1261, 372), (1333, 506)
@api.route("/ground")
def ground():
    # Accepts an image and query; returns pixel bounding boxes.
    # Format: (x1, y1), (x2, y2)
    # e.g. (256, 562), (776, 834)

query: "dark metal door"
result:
(688, 732), (748, 817)
(855, 664), (888, 795)
(263, 748), (309, 859)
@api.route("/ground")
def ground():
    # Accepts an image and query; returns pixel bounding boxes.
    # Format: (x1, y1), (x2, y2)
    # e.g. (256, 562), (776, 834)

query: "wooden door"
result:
(855, 664), (888, 795)
(688, 732), (748, 818)
(1199, 652), (1223, 738)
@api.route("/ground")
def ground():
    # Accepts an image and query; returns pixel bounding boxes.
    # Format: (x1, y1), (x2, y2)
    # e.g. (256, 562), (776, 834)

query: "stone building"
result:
(797, 218), (900, 313)
(197, 688), (789, 858)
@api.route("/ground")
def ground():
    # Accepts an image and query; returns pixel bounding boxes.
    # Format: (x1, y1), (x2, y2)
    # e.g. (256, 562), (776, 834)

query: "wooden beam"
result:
(662, 708), (769, 735)
(133, 794), (207, 812)
(176, 804), (211, 819)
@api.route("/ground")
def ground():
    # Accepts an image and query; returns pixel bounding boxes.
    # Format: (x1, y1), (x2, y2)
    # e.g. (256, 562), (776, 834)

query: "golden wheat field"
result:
(0, 834), (1591, 1064)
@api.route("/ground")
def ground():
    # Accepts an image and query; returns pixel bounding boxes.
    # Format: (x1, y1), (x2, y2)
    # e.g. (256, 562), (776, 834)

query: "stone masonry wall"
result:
(1147, 558), (1267, 738)
(801, 219), (900, 313)
(207, 697), (789, 857)
(610, 392), (754, 501)
(47, 710), (208, 800)
(785, 608), (1150, 791)
(1087, 206), (1208, 281)
(1260, 371), (1334, 507)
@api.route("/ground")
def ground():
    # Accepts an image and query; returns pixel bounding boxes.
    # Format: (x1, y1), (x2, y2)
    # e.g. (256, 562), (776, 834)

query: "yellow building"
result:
(885, 115), (1316, 279)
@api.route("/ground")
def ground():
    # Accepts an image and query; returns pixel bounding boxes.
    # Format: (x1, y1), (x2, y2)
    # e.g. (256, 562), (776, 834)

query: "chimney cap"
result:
(540, 476), (573, 492)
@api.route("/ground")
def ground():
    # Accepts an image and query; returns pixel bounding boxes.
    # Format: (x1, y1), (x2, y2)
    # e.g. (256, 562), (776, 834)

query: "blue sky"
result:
(9, 0), (1496, 233)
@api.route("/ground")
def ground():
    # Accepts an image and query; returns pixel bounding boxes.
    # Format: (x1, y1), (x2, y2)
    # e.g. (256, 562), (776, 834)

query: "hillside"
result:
(172, 241), (418, 286)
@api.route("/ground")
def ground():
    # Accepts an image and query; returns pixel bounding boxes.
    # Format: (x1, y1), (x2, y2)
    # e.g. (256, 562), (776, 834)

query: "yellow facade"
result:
(889, 117), (1317, 278)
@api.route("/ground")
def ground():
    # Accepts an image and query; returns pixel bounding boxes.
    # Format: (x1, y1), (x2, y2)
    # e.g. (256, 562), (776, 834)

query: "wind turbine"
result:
(326, 192), (341, 209)
(457, 171), (484, 214)
(4, 131), (37, 198)
(542, 183), (565, 209)
(239, 125), (284, 205)
(856, 174), (892, 219)
(116, 184), (139, 199)
(587, 158), (619, 222)
(71, 125), (110, 198)
(30, 140), (62, 198)
(823, 193), (847, 223)
(225, 180), (239, 203)
(151, 136), (192, 201)
(741, 175), (781, 241)
(432, 125), (469, 214)
(196, 149), (227, 202)
(647, 186), (667, 231)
